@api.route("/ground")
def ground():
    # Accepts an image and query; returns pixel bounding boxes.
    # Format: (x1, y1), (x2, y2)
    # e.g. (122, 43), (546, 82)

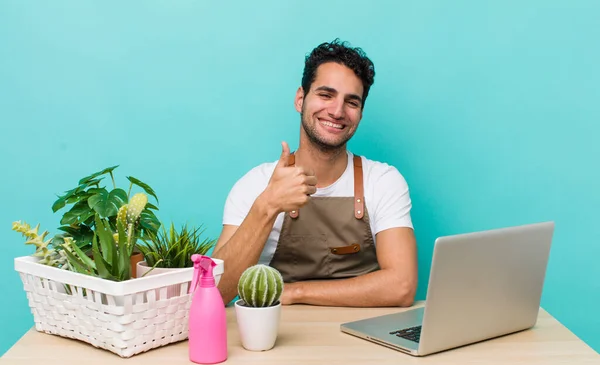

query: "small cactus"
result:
(237, 264), (284, 307)
(116, 205), (128, 228)
(127, 193), (147, 224)
(114, 193), (148, 246)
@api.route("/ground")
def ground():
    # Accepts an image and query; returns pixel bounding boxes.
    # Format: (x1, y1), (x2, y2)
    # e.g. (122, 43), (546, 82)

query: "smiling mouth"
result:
(318, 118), (346, 130)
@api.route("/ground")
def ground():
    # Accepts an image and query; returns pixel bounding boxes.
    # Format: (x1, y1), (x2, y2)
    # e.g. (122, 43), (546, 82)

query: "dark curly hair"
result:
(301, 39), (375, 108)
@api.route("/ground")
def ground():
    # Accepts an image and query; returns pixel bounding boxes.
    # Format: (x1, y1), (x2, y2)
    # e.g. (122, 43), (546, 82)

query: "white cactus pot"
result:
(234, 299), (281, 351)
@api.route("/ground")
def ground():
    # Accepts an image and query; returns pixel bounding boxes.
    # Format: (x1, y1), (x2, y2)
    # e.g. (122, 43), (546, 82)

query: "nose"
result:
(327, 97), (345, 120)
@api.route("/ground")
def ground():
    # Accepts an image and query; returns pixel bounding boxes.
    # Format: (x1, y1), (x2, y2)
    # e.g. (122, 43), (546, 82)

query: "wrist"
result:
(288, 282), (303, 304)
(256, 191), (280, 221)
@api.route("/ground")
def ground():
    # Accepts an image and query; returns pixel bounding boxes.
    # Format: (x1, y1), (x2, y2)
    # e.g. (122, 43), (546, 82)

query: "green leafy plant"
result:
(237, 264), (283, 307)
(136, 223), (217, 269)
(50, 165), (161, 251)
(61, 193), (149, 281)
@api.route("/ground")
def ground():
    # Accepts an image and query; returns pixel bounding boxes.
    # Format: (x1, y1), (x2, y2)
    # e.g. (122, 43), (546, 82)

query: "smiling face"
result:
(295, 62), (364, 152)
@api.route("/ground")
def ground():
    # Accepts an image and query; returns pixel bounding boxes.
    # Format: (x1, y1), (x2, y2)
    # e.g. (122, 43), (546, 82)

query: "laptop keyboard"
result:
(389, 325), (422, 343)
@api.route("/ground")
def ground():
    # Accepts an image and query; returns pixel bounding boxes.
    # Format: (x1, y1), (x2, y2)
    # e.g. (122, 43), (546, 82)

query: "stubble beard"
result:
(300, 111), (355, 154)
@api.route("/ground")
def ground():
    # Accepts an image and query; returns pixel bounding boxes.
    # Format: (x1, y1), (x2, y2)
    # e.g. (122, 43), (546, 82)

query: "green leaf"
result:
(75, 178), (104, 190)
(146, 202), (159, 211)
(52, 195), (67, 213)
(52, 178), (104, 213)
(88, 188), (128, 218)
(78, 165), (119, 185)
(65, 192), (93, 205)
(92, 234), (115, 281)
(140, 209), (161, 234)
(83, 214), (95, 226)
(94, 214), (115, 264)
(117, 236), (131, 281)
(86, 187), (106, 195)
(56, 225), (94, 249)
(52, 186), (78, 213)
(127, 176), (159, 204)
(60, 201), (95, 225)
(50, 234), (67, 248)
(70, 239), (96, 270)
(63, 249), (92, 275)
(116, 220), (127, 271)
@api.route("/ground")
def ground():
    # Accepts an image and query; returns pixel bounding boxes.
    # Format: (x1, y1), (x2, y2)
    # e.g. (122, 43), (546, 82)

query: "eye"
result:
(348, 101), (360, 108)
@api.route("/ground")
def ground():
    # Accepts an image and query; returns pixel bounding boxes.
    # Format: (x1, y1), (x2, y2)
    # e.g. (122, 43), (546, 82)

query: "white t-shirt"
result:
(222, 151), (413, 265)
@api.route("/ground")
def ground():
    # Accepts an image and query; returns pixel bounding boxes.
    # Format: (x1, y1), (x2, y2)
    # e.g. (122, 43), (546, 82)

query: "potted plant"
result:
(135, 222), (221, 298)
(234, 264), (284, 351)
(48, 165), (161, 278)
(58, 192), (148, 282)
(11, 165), (213, 357)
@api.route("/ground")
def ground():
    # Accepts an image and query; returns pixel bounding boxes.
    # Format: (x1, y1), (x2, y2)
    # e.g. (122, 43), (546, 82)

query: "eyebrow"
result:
(315, 86), (363, 104)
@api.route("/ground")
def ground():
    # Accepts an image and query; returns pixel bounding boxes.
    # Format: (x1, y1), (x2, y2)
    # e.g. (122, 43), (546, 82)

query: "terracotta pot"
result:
(129, 252), (144, 279)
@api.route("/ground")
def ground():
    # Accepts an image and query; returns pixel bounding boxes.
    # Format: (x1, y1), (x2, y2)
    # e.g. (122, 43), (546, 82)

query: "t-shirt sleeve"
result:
(370, 164), (413, 234)
(222, 164), (271, 226)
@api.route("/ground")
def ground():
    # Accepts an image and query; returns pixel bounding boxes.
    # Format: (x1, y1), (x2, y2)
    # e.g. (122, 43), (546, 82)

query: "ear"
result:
(294, 86), (304, 113)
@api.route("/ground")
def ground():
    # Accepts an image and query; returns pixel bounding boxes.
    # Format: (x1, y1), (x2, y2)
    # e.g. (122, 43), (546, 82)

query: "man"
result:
(212, 39), (417, 307)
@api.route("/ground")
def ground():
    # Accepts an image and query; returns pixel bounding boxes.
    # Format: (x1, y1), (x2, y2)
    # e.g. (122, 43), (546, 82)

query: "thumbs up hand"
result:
(262, 141), (317, 215)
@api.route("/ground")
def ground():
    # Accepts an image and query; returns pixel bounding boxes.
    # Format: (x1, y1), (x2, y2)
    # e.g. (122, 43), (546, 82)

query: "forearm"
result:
(212, 194), (279, 304)
(286, 269), (416, 307)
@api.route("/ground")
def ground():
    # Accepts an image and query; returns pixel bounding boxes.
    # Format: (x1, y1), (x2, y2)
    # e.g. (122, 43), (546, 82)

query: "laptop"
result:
(340, 221), (555, 356)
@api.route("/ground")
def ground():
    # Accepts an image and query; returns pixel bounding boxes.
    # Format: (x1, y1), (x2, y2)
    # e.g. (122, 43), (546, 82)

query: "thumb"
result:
(277, 141), (291, 168)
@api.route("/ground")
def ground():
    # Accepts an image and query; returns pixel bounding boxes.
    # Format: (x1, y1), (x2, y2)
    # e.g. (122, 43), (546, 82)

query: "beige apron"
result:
(269, 153), (380, 283)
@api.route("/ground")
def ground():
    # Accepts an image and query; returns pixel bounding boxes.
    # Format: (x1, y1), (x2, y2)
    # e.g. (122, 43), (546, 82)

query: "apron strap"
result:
(285, 153), (364, 220)
(288, 154), (299, 218)
(353, 155), (364, 219)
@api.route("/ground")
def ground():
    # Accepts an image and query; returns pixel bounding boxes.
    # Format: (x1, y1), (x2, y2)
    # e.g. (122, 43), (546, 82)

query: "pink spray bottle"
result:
(188, 254), (227, 364)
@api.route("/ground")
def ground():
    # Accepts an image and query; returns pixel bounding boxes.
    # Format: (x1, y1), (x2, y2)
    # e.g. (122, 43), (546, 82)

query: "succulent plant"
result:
(237, 264), (284, 307)
(137, 222), (216, 269)
(12, 221), (70, 269)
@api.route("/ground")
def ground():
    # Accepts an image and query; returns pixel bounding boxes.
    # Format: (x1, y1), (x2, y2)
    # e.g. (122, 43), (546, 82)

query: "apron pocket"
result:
(327, 242), (370, 278)
(278, 234), (331, 281)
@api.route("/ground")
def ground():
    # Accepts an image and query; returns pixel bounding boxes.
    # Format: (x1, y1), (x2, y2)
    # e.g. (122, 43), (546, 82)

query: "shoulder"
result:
(358, 155), (409, 191)
(222, 160), (277, 225)
(355, 154), (413, 232)
(228, 160), (277, 197)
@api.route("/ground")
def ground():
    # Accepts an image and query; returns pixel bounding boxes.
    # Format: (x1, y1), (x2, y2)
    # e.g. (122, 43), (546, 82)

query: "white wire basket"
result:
(14, 255), (224, 358)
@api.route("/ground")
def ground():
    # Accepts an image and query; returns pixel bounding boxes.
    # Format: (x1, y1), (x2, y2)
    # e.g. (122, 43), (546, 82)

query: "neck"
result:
(295, 135), (348, 188)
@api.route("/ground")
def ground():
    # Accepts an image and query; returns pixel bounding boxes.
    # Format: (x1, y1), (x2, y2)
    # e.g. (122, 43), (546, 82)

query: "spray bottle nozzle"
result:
(190, 254), (217, 293)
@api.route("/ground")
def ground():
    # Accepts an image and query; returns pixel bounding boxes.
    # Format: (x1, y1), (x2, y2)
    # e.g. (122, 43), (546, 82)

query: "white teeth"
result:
(320, 120), (344, 129)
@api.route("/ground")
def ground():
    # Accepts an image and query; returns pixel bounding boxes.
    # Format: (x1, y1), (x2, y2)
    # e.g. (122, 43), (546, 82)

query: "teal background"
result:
(1, 0), (598, 355)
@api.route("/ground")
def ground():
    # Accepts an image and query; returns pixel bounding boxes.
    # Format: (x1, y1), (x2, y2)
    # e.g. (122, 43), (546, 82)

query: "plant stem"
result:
(110, 172), (116, 189)
(127, 183), (132, 199)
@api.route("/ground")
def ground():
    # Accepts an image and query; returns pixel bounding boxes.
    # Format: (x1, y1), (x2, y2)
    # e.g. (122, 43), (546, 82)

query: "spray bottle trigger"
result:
(189, 254), (203, 294)
(199, 256), (217, 287)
